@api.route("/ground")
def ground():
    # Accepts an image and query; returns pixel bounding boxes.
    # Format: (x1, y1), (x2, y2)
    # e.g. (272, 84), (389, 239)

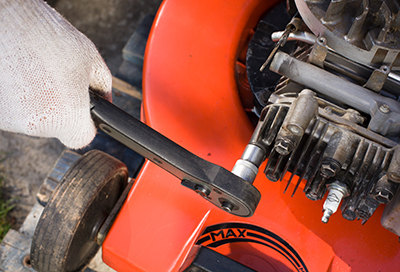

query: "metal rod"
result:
(270, 52), (373, 112)
(269, 52), (400, 135)
(271, 30), (316, 44)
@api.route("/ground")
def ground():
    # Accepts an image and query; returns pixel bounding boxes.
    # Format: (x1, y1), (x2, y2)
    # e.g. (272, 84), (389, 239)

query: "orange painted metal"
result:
(102, 0), (400, 271)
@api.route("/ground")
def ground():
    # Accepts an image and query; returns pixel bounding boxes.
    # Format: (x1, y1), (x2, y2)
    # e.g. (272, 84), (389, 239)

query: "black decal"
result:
(247, 232), (300, 268)
(196, 235), (210, 245)
(210, 230), (225, 241)
(207, 238), (299, 271)
(196, 223), (308, 272)
(225, 229), (237, 238)
(237, 229), (246, 237)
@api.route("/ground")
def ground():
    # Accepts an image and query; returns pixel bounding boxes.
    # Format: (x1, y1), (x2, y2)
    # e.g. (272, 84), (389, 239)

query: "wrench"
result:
(89, 91), (261, 217)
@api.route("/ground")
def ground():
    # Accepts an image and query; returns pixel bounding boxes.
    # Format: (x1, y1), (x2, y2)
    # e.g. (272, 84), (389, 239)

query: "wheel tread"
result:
(31, 150), (128, 272)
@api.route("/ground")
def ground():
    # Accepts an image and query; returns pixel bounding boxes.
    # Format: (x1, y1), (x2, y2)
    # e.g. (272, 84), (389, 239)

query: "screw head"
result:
(379, 104), (390, 113)
(318, 36), (327, 45)
(324, 106), (333, 114)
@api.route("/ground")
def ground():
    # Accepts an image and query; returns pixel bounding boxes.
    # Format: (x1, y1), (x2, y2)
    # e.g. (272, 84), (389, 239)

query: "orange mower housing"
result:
(102, 0), (400, 271)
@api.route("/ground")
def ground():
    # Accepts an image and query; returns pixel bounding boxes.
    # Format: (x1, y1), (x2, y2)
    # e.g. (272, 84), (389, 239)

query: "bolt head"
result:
(375, 190), (392, 203)
(274, 139), (292, 155)
(324, 107), (333, 114)
(379, 104), (390, 113)
(321, 162), (339, 177)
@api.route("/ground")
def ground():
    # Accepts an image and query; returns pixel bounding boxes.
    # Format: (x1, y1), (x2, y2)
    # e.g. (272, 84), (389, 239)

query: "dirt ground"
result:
(0, 133), (64, 228)
(1, 0), (162, 230)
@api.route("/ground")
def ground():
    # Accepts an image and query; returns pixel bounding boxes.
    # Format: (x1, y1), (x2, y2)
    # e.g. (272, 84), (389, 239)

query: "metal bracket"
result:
(89, 91), (261, 217)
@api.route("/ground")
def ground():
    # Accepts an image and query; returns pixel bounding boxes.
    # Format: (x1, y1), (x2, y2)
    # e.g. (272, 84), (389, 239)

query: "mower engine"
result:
(235, 0), (400, 233)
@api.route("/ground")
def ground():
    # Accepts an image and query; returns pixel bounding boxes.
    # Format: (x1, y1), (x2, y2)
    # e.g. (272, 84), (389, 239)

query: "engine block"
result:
(253, 90), (398, 224)
(236, 0), (400, 235)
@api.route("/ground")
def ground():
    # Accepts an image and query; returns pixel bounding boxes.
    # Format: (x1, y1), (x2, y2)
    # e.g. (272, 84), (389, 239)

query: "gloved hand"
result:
(0, 0), (112, 149)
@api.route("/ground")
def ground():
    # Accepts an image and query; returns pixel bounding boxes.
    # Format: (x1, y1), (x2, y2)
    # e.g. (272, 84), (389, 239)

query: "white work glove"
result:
(0, 0), (112, 149)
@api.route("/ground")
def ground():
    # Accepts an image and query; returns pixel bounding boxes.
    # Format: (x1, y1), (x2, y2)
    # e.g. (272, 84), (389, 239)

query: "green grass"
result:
(0, 179), (14, 241)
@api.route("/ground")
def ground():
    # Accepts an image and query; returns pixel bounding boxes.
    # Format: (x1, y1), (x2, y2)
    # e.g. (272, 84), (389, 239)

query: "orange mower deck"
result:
(102, 0), (400, 271)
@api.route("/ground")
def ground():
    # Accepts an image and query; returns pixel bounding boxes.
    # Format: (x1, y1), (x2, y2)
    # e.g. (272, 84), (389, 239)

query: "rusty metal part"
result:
(271, 30), (317, 44)
(244, 91), (396, 223)
(372, 174), (399, 203)
(309, 36), (328, 68)
(271, 31), (400, 96)
(245, 0), (400, 235)
(260, 16), (303, 71)
(270, 51), (400, 136)
(363, 65), (391, 92)
(320, 131), (357, 178)
(274, 89), (319, 155)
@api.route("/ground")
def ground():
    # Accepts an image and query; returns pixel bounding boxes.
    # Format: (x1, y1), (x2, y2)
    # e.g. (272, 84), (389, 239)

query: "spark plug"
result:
(321, 182), (349, 223)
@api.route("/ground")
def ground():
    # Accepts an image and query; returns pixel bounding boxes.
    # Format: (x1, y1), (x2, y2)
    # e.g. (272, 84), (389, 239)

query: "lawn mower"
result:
(30, 0), (400, 271)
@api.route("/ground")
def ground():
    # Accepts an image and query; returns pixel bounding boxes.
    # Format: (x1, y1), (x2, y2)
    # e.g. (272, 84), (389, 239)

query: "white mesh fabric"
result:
(0, 0), (112, 149)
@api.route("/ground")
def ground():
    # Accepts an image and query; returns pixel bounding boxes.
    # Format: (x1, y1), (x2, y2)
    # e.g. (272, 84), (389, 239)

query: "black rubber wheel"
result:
(31, 150), (129, 272)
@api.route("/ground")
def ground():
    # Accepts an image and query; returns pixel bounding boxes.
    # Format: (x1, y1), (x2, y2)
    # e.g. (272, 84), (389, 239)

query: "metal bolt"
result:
(375, 190), (392, 203)
(318, 36), (327, 45)
(321, 161), (340, 177)
(221, 201), (235, 213)
(381, 65), (389, 73)
(274, 138), (292, 156)
(324, 106), (332, 114)
(379, 104), (390, 113)
(194, 185), (210, 198)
